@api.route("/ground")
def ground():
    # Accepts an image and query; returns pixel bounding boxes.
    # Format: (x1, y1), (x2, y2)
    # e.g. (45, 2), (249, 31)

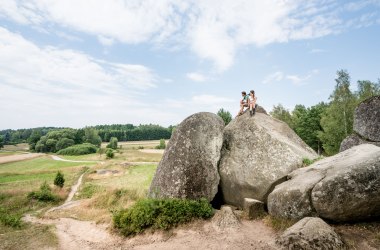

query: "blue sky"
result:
(1, 0), (380, 129)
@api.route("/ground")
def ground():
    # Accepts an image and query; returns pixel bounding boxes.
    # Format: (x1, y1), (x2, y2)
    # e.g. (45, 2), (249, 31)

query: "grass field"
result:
(0, 140), (164, 243)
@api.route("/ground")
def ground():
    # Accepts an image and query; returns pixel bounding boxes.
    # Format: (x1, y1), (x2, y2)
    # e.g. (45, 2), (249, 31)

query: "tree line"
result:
(0, 124), (174, 152)
(270, 69), (380, 155)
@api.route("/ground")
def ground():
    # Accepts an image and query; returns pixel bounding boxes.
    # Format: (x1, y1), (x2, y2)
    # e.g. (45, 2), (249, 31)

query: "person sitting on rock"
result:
(237, 91), (249, 117)
(248, 90), (257, 116)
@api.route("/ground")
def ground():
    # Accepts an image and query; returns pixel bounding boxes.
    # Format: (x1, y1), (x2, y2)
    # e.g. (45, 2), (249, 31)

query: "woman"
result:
(248, 90), (257, 116)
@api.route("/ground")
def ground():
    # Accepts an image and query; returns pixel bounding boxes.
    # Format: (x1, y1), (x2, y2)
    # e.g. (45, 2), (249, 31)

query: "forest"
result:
(270, 70), (380, 155)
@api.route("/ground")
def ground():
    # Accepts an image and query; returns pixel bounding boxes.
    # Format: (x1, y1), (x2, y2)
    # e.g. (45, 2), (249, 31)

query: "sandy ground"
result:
(50, 155), (100, 163)
(139, 149), (164, 154)
(23, 171), (278, 250)
(0, 153), (43, 164)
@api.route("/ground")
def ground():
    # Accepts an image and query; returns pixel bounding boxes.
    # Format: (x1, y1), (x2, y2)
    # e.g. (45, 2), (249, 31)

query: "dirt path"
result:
(51, 155), (100, 163)
(47, 173), (85, 213)
(23, 172), (278, 249)
(138, 149), (164, 154)
(0, 153), (44, 164)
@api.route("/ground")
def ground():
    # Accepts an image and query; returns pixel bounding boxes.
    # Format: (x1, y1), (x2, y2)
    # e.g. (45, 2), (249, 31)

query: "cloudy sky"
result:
(1, 0), (380, 129)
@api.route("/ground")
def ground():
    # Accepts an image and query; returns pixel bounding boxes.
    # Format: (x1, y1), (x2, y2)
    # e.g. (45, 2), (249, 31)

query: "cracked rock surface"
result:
(268, 144), (380, 222)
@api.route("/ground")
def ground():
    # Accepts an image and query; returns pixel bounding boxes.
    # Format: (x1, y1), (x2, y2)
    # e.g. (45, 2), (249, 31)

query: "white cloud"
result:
(97, 35), (114, 46)
(263, 69), (319, 85)
(186, 72), (207, 82)
(1, 0), (379, 71)
(309, 48), (326, 53)
(263, 71), (284, 84)
(192, 94), (233, 105)
(0, 27), (164, 129)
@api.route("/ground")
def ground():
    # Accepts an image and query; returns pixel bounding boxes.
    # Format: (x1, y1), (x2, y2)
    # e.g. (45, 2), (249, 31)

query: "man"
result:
(237, 91), (249, 117)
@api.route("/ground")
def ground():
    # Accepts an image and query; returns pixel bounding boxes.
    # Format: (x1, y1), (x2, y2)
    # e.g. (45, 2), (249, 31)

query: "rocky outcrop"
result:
(268, 144), (380, 222)
(340, 134), (380, 152)
(219, 112), (317, 208)
(148, 112), (224, 202)
(276, 217), (346, 250)
(340, 96), (380, 152)
(354, 95), (380, 141)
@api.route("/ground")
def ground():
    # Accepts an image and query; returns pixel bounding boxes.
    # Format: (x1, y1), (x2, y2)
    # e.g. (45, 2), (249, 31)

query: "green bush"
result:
(0, 207), (22, 228)
(155, 139), (166, 149)
(57, 143), (97, 155)
(54, 171), (65, 188)
(106, 137), (118, 149)
(113, 198), (214, 236)
(302, 157), (323, 167)
(27, 182), (59, 202)
(106, 148), (114, 159)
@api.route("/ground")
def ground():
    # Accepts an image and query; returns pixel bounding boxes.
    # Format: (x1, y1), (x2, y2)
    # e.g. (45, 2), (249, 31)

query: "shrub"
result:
(27, 182), (59, 202)
(155, 139), (166, 149)
(106, 149), (114, 159)
(0, 207), (22, 228)
(106, 137), (118, 149)
(302, 157), (323, 167)
(54, 171), (65, 188)
(57, 143), (97, 155)
(56, 138), (75, 151)
(137, 146), (144, 149)
(113, 198), (214, 236)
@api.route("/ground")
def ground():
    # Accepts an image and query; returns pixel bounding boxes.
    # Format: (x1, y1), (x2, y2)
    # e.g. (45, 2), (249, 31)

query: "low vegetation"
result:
(113, 198), (214, 236)
(263, 215), (297, 232)
(27, 182), (60, 202)
(155, 139), (166, 149)
(57, 143), (98, 155)
(302, 157), (323, 167)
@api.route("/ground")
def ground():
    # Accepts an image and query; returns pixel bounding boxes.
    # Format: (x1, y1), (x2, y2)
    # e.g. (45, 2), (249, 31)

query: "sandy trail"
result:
(51, 155), (100, 163)
(0, 153), (44, 164)
(23, 168), (277, 250)
(138, 149), (164, 154)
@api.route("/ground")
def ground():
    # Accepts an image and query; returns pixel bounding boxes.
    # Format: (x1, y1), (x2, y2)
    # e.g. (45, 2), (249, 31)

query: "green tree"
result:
(54, 171), (65, 188)
(319, 70), (357, 155)
(294, 103), (327, 154)
(356, 80), (380, 102)
(217, 108), (232, 125)
(28, 130), (42, 150)
(155, 139), (166, 149)
(270, 104), (294, 128)
(83, 128), (102, 147)
(0, 135), (4, 149)
(106, 148), (114, 159)
(56, 138), (75, 151)
(106, 137), (118, 149)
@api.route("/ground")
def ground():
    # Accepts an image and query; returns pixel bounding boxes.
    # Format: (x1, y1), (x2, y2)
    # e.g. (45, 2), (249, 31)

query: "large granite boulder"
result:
(276, 217), (346, 250)
(268, 144), (380, 222)
(219, 112), (317, 208)
(149, 112), (224, 201)
(353, 95), (380, 142)
(340, 133), (380, 152)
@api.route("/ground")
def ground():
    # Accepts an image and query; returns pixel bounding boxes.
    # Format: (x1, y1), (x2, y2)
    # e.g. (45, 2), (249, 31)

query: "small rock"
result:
(276, 217), (346, 250)
(212, 206), (240, 230)
(243, 198), (266, 219)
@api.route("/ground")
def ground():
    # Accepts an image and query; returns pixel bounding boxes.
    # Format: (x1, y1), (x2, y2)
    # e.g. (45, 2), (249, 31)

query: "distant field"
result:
(2, 143), (29, 151)
(0, 156), (94, 192)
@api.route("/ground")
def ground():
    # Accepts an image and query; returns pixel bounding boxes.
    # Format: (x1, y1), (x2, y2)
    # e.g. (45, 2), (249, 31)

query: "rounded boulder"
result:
(148, 112), (224, 202)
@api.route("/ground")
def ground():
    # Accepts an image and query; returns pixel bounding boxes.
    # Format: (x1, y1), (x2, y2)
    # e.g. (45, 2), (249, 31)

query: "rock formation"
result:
(276, 217), (346, 250)
(219, 112), (317, 207)
(340, 95), (380, 152)
(268, 144), (380, 222)
(148, 112), (224, 201)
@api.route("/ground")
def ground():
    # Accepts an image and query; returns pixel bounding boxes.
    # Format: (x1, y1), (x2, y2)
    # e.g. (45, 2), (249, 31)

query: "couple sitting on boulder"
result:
(237, 90), (257, 117)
